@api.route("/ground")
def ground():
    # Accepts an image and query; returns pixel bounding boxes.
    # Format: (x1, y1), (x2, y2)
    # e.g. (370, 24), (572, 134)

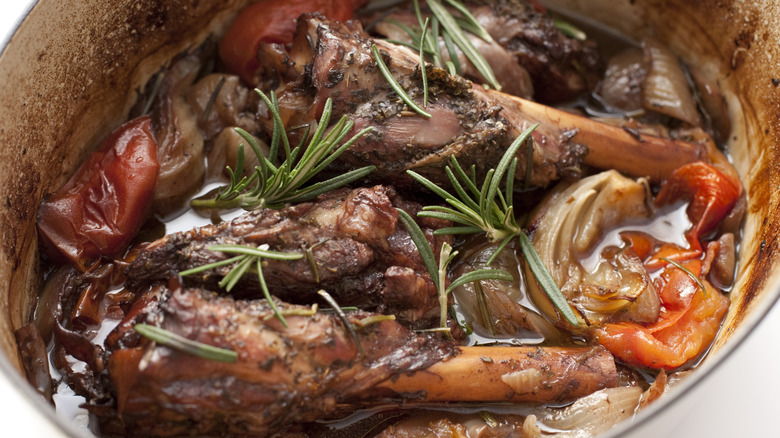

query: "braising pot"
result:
(0, 0), (778, 436)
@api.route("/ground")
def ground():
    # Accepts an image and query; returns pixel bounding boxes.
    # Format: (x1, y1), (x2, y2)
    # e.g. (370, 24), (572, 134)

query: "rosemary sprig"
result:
(190, 91), (375, 211)
(406, 125), (580, 326)
(397, 209), (513, 331)
(372, 44), (432, 118)
(134, 324), (238, 363)
(179, 243), (304, 327)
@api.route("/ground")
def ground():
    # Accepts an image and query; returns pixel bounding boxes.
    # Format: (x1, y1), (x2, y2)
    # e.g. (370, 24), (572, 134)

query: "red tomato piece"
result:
(620, 231), (701, 271)
(595, 260), (729, 370)
(219, 0), (366, 83)
(37, 116), (159, 269)
(655, 161), (742, 250)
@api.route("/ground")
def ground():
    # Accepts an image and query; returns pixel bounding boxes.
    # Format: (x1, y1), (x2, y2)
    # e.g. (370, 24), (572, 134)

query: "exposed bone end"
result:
(378, 346), (617, 404)
(511, 94), (707, 182)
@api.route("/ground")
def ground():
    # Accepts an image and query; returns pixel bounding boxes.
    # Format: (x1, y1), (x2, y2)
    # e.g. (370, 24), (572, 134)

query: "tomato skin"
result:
(37, 116), (159, 269)
(655, 161), (741, 250)
(219, 0), (365, 83)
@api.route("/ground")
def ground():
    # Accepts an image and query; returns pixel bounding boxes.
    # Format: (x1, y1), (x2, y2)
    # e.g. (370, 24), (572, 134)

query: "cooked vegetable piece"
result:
(37, 116), (159, 268)
(219, 0), (365, 83)
(150, 53), (206, 218)
(186, 73), (261, 142)
(595, 258), (729, 369)
(530, 386), (645, 434)
(590, 163), (739, 368)
(526, 170), (660, 328)
(655, 161), (742, 250)
(596, 47), (645, 112)
(451, 240), (565, 342)
(642, 37), (702, 126)
(14, 323), (53, 401)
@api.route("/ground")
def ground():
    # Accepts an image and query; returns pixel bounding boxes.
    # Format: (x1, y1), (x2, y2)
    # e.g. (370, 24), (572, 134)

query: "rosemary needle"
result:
(134, 324), (238, 363)
(318, 290), (364, 357)
(419, 17), (430, 107)
(660, 257), (708, 296)
(372, 44), (432, 118)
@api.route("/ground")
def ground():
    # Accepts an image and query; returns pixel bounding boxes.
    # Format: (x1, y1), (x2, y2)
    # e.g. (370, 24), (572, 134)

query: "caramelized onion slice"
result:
(597, 48), (646, 112)
(151, 53), (206, 219)
(525, 170), (659, 328)
(642, 37), (701, 126)
(451, 240), (565, 342)
(532, 386), (643, 434)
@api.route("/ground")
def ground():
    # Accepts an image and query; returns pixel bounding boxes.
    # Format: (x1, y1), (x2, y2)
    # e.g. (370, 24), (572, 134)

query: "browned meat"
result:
(466, 0), (603, 103)
(261, 14), (587, 190)
(126, 186), (449, 323)
(370, 9), (535, 99)
(365, 0), (603, 104)
(99, 281), (456, 437)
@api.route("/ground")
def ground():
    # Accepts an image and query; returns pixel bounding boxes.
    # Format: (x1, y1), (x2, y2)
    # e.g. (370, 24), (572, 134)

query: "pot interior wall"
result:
(0, 0), (255, 372)
(0, 0), (778, 414)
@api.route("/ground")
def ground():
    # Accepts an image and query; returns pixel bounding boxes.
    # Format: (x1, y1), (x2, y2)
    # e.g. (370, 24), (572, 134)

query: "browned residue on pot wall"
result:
(0, 0), (255, 371)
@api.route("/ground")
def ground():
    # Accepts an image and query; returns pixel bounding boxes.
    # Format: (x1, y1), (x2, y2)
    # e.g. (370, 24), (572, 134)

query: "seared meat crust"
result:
(101, 281), (455, 437)
(126, 186), (450, 323)
(258, 14), (587, 190)
(469, 0), (603, 103)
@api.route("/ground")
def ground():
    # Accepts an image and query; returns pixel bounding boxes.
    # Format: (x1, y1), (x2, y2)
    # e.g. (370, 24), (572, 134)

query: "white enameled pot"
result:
(1, 1), (779, 436)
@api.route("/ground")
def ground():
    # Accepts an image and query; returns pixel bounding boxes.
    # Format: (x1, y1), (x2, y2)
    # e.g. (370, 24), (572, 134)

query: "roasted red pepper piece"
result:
(655, 161), (742, 250)
(219, 0), (365, 83)
(37, 116), (159, 269)
(620, 231), (702, 271)
(595, 253), (729, 370)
